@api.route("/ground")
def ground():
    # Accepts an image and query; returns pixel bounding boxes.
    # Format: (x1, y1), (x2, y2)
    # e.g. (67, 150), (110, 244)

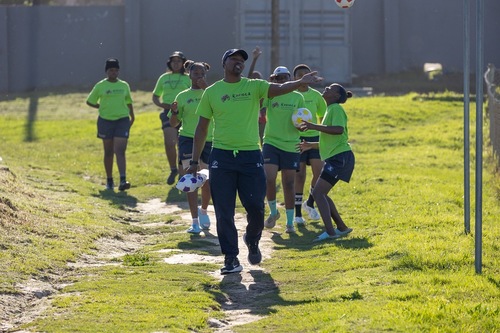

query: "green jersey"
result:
(298, 87), (327, 138)
(319, 103), (351, 160)
(263, 91), (305, 152)
(152, 72), (191, 104)
(196, 78), (270, 151)
(86, 79), (132, 120)
(171, 88), (214, 141)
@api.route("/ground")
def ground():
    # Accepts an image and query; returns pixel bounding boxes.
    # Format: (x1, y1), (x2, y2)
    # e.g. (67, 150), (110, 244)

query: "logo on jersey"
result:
(221, 94), (230, 102)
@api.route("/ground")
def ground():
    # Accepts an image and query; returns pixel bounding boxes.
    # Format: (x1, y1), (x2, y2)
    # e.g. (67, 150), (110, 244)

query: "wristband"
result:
(189, 160), (199, 166)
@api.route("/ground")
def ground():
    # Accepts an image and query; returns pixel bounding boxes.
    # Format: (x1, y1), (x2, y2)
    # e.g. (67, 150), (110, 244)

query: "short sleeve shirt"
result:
(196, 78), (270, 151)
(152, 72), (191, 104)
(298, 87), (327, 138)
(263, 91), (305, 152)
(319, 103), (351, 160)
(172, 88), (214, 141)
(86, 79), (132, 120)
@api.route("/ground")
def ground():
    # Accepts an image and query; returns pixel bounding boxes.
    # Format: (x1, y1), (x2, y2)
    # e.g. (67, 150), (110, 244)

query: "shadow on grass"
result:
(94, 189), (138, 209)
(214, 269), (310, 316)
(25, 93), (38, 142)
(165, 186), (185, 203)
(270, 221), (373, 252)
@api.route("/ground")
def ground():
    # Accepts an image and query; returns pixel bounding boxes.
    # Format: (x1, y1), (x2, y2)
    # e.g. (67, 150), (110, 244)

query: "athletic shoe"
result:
(221, 256), (243, 275)
(118, 181), (131, 191)
(294, 216), (306, 225)
(334, 227), (353, 237)
(302, 202), (320, 220)
(285, 224), (296, 233)
(198, 208), (211, 230)
(166, 169), (179, 185)
(313, 231), (340, 242)
(105, 183), (114, 191)
(187, 224), (201, 234)
(243, 233), (262, 265)
(264, 211), (280, 229)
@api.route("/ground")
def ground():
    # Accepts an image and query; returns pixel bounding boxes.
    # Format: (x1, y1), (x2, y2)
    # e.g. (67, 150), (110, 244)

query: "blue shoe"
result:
(198, 208), (211, 230)
(313, 231), (340, 242)
(187, 224), (201, 234)
(264, 211), (280, 229)
(334, 228), (353, 237)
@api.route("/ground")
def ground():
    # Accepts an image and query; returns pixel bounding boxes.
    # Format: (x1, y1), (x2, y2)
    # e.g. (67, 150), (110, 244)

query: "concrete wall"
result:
(1, 0), (500, 93)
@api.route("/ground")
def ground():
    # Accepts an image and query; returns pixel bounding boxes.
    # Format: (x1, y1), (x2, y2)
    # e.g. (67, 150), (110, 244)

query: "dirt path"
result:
(1, 199), (277, 333)
(137, 199), (277, 332)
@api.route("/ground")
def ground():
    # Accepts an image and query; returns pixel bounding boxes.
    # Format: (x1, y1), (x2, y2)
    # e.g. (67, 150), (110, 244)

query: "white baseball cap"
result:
(273, 66), (290, 75)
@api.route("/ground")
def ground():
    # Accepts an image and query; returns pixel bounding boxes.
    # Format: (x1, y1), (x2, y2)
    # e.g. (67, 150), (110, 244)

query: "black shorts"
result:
(159, 109), (181, 130)
(97, 116), (130, 139)
(320, 150), (355, 185)
(262, 143), (300, 171)
(178, 135), (212, 165)
(299, 135), (321, 164)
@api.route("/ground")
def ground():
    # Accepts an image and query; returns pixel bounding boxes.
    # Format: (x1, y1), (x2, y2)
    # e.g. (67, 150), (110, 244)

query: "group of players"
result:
(86, 47), (355, 274)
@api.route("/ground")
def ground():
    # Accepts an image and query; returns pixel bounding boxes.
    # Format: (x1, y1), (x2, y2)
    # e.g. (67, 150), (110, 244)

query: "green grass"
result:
(1, 89), (499, 332)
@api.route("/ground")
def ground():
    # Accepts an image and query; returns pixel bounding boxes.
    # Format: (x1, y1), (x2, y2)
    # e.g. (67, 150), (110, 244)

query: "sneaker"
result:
(221, 256), (243, 275)
(285, 224), (296, 233)
(118, 181), (131, 191)
(198, 208), (211, 230)
(264, 211), (280, 229)
(243, 233), (262, 265)
(105, 183), (114, 191)
(302, 202), (320, 220)
(294, 216), (306, 225)
(313, 231), (340, 242)
(334, 227), (353, 237)
(167, 169), (179, 185)
(187, 224), (201, 234)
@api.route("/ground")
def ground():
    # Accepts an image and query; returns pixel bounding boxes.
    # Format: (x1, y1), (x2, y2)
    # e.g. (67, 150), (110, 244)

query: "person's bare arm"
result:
(268, 71), (322, 98)
(152, 94), (171, 110)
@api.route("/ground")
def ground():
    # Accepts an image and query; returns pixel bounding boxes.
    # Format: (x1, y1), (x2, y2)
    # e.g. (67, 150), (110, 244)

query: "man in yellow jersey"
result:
(187, 49), (322, 274)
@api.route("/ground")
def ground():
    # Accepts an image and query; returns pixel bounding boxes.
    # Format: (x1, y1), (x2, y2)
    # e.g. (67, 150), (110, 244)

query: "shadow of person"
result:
(94, 189), (139, 210)
(216, 269), (308, 317)
(270, 224), (373, 251)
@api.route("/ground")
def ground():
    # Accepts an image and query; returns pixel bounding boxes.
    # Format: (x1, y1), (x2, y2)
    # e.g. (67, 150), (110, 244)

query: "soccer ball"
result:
(335, 0), (355, 9)
(176, 174), (201, 193)
(291, 108), (313, 128)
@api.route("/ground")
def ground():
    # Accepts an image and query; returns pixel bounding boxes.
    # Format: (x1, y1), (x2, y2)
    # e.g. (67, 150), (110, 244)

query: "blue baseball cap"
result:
(222, 49), (248, 65)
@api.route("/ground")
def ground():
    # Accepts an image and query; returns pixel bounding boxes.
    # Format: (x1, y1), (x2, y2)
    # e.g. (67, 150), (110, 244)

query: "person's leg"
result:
(306, 158), (325, 208)
(282, 169), (296, 228)
(237, 150), (266, 265)
(114, 137), (131, 190)
(294, 161), (307, 220)
(210, 150), (239, 257)
(312, 178), (336, 235)
(163, 126), (179, 184)
(264, 163), (279, 215)
(114, 137), (128, 177)
(325, 195), (349, 232)
(199, 161), (211, 229)
(102, 138), (114, 180)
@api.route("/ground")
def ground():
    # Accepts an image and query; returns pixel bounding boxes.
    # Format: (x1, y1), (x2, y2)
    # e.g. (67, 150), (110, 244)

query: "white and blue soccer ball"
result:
(291, 108), (313, 128)
(176, 174), (201, 193)
(175, 169), (209, 193)
(335, 0), (355, 9)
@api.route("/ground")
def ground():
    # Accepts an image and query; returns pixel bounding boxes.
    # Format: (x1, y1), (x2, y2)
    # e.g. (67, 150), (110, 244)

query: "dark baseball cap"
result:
(222, 49), (248, 65)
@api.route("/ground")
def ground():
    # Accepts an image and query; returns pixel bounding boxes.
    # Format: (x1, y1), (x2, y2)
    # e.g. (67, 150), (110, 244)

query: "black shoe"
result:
(221, 256), (243, 275)
(118, 181), (131, 191)
(243, 233), (262, 265)
(167, 169), (179, 185)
